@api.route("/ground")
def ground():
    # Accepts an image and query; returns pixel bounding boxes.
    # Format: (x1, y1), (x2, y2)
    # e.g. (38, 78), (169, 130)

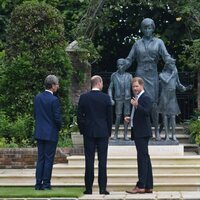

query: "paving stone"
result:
(28, 199), (49, 200)
(181, 191), (200, 200)
(125, 193), (156, 200)
(104, 194), (125, 200)
(78, 194), (105, 200)
(51, 199), (77, 200)
(4, 199), (26, 200)
(156, 191), (181, 200)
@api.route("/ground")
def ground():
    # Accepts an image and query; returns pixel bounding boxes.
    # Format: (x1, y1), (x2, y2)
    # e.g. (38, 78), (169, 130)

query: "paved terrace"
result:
(1, 192), (200, 200)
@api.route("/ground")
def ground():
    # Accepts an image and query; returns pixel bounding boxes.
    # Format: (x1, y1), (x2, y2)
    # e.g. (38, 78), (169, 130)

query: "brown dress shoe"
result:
(126, 186), (145, 194)
(145, 189), (153, 193)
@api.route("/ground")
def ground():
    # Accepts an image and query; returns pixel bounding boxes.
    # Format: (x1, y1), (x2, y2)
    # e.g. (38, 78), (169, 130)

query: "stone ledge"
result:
(108, 145), (184, 156)
(0, 147), (71, 169)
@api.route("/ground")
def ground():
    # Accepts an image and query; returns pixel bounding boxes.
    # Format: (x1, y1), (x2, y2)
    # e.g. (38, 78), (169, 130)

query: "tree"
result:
(0, 1), (72, 125)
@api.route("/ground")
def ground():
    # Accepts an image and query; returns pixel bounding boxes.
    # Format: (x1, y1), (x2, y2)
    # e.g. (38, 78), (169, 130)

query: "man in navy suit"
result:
(125, 77), (153, 194)
(34, 75), (62, 190)
(77, 75), (112, 195)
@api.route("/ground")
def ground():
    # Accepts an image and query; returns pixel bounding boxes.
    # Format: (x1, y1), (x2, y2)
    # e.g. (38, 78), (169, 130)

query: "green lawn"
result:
(0, 186), (84, 198)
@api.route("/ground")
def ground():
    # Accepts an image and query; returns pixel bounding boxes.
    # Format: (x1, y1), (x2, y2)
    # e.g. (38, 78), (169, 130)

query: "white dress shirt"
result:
(130, 90), (144, 127)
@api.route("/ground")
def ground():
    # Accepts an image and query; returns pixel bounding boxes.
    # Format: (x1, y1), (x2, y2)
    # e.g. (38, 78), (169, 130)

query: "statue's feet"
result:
(113, 135), (118, 140)
(155, 136), (161, 141)
(124, 136), (129, 141)
(165, 137), (170, 141)
(172, 136), (178, 141)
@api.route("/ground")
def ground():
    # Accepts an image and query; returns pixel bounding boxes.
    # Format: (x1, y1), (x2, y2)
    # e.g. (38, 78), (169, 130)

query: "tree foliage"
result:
(86, 1), (187, 72)
(0, 1), (72, 126)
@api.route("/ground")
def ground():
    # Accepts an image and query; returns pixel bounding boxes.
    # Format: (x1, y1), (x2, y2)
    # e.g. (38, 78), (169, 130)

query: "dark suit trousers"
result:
(134, 137), (153, 189)
(83, 136), (109, 192)
(35, 139), (57, 188)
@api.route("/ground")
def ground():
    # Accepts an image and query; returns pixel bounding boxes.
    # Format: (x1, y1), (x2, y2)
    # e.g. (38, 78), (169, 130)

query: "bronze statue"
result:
(125, 18), (171, 140)
(108, 58), (132, 140)
(158, 58), (192, 141)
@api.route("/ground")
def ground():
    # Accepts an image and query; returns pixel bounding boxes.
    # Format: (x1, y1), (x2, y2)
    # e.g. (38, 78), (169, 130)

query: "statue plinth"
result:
(108, 143), (184, 157)
(109, 138), (179, 146)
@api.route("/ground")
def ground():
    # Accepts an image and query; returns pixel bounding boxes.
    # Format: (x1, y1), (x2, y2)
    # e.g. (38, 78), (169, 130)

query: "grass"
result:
(0, 186), (84, 198)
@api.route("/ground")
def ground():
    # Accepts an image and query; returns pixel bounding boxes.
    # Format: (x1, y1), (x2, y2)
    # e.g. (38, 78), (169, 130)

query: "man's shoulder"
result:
(36, 91), (57, 100)
(80, 91), (91, 97)
(92, 91), (110, 99)
(80, 91), (109, 100)
(141, 92), (152, 101)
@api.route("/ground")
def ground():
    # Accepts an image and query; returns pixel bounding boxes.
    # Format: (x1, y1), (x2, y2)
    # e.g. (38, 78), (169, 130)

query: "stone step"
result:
(52, 163), (200, 174)
(0, 180), (199, 192)
(0, 173), (199, 185)
(68, 155), (200, 165)
(184, 143), (199, 153)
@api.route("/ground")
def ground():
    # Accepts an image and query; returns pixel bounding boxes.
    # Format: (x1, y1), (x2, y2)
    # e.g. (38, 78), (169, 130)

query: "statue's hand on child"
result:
(185, 84), (193, 91)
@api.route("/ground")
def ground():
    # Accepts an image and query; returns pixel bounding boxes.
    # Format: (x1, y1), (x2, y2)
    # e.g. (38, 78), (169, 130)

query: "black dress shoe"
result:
(100, 190), (110, 195)
(35, 187), (44, 190)
(43, 187), (52, 190)
(83, 190), (92, 194)
(41, 186), (52, 190)
(35, 183), (44, 190)
(145, 188), (153, 193)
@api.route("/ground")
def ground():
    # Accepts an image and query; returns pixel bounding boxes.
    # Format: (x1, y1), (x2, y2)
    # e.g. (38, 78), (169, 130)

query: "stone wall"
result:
(0, 148), (70, 169)
(67, 50), (91, 106)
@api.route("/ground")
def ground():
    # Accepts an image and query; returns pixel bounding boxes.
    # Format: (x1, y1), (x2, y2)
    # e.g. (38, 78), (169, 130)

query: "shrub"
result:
(0, 112), (34, 147)
(0, 1), (72, 125)
(188, 120), (200, 146)
(188, 110), (200, 146)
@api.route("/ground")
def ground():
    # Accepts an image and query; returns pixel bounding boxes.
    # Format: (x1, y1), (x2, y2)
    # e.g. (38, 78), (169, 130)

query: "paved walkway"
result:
(1, 192), (200, 200)
(79, 191), (200, 200)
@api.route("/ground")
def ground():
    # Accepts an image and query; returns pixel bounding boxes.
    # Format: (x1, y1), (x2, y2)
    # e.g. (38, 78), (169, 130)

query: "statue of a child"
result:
(108, 58), (132, 140)
(158, 58), (192, 141)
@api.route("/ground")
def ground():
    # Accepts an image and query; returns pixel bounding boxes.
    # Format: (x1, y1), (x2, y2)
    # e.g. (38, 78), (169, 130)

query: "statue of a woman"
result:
(125, 18), (171, 140)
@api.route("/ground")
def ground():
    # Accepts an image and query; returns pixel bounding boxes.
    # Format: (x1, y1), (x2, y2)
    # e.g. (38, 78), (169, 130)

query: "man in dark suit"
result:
(34, 75), (62, 190)
(77, 75), (112, 195)
(125, 77), (153, 194)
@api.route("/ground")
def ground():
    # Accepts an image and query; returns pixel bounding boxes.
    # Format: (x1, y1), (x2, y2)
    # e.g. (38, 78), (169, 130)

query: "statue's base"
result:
(109, 138), (179, 146)
(108, 139), (183, 156)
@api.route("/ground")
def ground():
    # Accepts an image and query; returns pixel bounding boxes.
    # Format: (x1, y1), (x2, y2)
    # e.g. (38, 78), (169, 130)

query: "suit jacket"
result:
(131, 92), (152, 139)
(77, 90), (112, 138)
(34, 91), (62, 142)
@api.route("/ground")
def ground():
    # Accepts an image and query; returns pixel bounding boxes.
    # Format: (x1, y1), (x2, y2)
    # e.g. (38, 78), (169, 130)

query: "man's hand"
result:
(111, 99), (115, 105)
(131, 97), (138, 108)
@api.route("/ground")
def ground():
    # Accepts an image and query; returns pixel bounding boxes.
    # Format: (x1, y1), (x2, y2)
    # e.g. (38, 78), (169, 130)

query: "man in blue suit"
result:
(34, 75), (62, 190)
(125, 77), (153, 194)
(77, 75), (112, 195)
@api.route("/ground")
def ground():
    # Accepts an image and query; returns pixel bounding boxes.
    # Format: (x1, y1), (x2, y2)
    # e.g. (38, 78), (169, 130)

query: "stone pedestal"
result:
(108, 144), (184, 157)
(71, 132), (184, 156)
